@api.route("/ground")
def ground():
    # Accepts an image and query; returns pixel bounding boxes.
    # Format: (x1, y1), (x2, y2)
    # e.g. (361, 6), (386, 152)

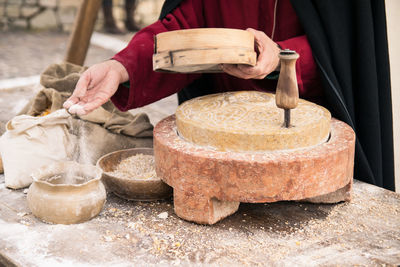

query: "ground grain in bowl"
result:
(107, 154), (157, 180)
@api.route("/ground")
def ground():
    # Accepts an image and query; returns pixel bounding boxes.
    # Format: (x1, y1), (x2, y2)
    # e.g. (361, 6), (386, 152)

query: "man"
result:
(102, 0), (139, 34)
(65, 0), (320, 112)
(64, 0), (394, 191)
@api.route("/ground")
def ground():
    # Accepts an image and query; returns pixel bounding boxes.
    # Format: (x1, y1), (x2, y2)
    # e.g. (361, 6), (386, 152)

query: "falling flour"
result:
(58, 117), (95, 185)
(69, 119), (93, 165)
(107, 154), (157, 180)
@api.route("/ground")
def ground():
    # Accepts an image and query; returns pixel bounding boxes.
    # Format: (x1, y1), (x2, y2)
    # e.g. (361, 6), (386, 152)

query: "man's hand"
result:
(63, 60), (129, 115)
(221, 28), (280, 79)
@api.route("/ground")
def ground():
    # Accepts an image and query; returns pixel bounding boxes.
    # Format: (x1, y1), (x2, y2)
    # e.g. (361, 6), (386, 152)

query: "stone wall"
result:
(0, 0), (163, 32)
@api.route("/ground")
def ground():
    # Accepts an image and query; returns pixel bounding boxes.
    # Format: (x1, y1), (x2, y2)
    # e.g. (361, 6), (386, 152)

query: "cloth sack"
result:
(18, 62), (153, 138)
(17, 62), (154, 162)
(0, 109), (73, 189)
(0, 62), (154, 185)
(18, 63), (87, 116)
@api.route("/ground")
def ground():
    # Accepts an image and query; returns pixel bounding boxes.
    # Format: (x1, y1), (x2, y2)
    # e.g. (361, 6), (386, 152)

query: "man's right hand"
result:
(63, 60), (129, 115)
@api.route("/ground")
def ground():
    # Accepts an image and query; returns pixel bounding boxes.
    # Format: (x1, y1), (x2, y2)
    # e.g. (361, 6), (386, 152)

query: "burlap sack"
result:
(18, 62), (153, 137)
(18, 63), (87, 116)
(15, 62), (153, 163)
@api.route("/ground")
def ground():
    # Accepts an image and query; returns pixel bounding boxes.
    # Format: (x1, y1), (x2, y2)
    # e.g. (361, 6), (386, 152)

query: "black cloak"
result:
(158, 0), (394, 191)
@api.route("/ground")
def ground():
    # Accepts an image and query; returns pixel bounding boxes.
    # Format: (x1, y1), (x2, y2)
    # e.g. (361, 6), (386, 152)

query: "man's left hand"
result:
(221, 28), (280, 79)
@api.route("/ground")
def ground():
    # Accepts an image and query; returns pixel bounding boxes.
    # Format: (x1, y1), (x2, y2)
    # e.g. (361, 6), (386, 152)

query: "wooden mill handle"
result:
(275, 51), (299, 110)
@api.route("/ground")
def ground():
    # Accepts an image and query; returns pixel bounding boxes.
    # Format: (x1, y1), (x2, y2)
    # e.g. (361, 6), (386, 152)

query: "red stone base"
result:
(300, 180), (353, 204)
(154, 116), (355, 225)
(173, 188), (240, 225)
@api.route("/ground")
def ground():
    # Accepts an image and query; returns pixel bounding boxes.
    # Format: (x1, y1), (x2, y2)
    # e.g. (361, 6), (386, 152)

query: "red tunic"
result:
(111, 0), (322, 110)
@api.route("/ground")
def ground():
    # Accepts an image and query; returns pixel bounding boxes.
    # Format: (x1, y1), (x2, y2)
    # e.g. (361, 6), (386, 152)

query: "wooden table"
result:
(0, 174), (399, 266)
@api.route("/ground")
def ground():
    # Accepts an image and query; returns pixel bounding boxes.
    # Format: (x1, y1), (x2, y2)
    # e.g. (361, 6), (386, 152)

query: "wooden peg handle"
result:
(276, 50), (299, 110)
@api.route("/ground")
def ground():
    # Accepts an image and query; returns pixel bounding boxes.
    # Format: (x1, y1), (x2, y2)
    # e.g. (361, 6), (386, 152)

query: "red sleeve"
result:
(277, 35), (322, 101)
(111, 0), (203, 110)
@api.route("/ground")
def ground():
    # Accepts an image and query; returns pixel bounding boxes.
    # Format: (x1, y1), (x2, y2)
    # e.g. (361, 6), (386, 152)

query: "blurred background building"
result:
(0, 0), (164, 32)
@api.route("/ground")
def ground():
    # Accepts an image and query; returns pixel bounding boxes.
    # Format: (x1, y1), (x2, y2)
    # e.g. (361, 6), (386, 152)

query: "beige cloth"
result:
(0, 110), (73, 189)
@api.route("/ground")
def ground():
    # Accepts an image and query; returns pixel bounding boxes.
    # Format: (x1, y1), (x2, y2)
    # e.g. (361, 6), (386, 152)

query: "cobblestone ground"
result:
(0, 30), (117, 79)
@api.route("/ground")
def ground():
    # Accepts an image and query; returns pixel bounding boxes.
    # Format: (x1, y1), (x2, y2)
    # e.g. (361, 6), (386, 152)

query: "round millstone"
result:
(154, 116), (355, 224)
(175, 91), (331, 151)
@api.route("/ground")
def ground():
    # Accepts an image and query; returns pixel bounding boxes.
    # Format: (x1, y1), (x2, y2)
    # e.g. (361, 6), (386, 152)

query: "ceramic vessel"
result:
(27, 161), (106, 224)
(97, 148), (172, 201)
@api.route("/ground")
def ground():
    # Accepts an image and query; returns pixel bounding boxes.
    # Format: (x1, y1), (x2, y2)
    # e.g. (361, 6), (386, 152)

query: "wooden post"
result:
(64, 0), (102, 66)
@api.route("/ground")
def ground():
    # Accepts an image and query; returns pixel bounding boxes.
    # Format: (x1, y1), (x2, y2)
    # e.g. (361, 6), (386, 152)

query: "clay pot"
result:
(97, 148), (172, 201)
(27, 161), (106, 224)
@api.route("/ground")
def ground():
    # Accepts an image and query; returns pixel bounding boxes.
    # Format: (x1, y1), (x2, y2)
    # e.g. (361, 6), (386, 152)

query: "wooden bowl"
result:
(153, 28), (257, 73)
(96, 148), (172, 201)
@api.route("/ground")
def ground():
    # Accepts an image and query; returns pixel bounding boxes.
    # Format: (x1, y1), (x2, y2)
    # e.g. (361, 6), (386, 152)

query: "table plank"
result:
(0, 175), (399, 266)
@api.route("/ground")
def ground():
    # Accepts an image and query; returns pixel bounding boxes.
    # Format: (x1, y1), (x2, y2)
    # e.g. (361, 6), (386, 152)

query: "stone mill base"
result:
(154, 116), (356, 225)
